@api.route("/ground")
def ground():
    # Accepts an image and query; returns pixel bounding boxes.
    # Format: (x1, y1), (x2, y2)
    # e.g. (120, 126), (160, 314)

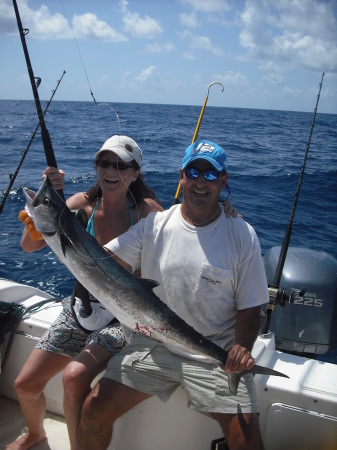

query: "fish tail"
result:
(227, 373), (241, 395)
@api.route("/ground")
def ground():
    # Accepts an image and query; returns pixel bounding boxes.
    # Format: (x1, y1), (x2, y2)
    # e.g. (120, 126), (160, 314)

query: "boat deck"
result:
(0, 397), (69, 450)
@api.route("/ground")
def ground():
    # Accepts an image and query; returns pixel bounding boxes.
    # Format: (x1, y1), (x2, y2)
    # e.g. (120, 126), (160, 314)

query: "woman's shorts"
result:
(35, 297), (126, 359)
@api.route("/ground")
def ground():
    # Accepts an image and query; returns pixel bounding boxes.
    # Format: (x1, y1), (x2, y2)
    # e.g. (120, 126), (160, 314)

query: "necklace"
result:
(180, 205), (221, 227)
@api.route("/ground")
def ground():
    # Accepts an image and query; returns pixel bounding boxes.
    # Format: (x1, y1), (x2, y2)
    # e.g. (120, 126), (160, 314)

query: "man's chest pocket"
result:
(196, 262), (234, 299)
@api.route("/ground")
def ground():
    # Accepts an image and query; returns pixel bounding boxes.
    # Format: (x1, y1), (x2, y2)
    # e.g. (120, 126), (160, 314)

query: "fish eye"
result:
(43, 198), (51, 206)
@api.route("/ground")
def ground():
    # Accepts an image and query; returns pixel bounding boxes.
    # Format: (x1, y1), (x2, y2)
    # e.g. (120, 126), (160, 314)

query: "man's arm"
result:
(223, 306), (261, 373)
(235, 306), (261, 351)
(105, 249), (133, 273)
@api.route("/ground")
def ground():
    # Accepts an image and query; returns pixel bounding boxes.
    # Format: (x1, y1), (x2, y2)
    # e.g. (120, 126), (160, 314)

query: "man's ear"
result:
(179, 168), (185, 186)
(220, 173), (229, 190)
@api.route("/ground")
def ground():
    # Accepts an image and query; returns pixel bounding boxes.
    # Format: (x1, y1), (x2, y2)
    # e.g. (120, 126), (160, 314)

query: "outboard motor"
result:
(263, 246), (337, 356)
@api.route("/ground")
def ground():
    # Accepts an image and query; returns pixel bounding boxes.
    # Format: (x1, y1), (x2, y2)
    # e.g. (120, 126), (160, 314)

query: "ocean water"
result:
(0, 99), (336, 302)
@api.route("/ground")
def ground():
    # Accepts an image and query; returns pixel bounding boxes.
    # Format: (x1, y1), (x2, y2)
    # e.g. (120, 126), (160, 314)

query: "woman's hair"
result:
(85, 161), (160, 207)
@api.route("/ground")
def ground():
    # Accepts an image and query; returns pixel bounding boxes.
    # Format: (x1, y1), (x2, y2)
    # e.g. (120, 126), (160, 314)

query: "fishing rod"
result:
(12, 0), (65, 200)
(261, 72), (325, 335)
(171, 82), (224, 205)
(0, 71), (66, 216)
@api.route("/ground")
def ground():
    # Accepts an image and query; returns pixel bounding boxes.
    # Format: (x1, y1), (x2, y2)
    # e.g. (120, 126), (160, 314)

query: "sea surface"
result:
(0, 99), (336, 301)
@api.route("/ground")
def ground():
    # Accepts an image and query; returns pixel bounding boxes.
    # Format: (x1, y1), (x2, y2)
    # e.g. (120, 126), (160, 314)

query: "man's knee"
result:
(81, 382), (110, 423)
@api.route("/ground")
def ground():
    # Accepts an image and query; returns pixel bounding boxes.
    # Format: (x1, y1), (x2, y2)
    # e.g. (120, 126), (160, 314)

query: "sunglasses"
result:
(96, 160), (134, 171)
(184, 167), (223, 182)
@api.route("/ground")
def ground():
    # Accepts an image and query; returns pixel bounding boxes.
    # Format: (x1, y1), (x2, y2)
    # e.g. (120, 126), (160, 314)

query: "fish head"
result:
(23, 176), (66, 235)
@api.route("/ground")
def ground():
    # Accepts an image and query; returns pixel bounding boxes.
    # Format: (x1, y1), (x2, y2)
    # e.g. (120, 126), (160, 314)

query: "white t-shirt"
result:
(104, 204), (268, 353)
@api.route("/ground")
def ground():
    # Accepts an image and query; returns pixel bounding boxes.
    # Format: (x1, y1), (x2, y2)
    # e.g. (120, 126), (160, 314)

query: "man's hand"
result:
(220, 344), (255, 373)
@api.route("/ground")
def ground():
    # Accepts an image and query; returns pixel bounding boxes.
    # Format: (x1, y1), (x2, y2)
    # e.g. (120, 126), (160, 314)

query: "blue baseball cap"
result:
(182, 140), (227, 173)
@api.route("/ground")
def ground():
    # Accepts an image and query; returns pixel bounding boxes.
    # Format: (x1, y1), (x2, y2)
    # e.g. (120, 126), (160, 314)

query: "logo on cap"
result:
(194, 143), (215, 154)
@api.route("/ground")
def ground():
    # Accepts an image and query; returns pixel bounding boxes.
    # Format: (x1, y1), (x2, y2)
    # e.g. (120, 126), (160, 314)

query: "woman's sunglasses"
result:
(184, 167), (223, 182)
(96, 160), (134, 171)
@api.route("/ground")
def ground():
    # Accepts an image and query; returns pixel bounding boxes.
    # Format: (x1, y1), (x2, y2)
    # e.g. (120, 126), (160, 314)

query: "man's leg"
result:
(6, 349), (70, 450)
(76, 378), (151, 450)
(214, 412), (264, 450)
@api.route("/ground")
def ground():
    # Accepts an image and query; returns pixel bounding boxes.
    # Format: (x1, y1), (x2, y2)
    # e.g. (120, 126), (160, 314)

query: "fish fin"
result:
(228, 373), (241, 395)
(60, 234), (68, 257)
(251, 364), (289, 378)
(228, 364), (288, 395)
(138, 278), (160, 292)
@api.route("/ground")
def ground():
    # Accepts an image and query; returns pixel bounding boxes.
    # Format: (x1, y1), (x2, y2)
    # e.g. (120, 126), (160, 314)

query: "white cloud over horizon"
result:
(0, 0), (336, 113)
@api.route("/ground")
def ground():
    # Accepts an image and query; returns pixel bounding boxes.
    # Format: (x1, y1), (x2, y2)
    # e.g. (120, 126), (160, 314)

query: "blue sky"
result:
(1, 0), (336, 113)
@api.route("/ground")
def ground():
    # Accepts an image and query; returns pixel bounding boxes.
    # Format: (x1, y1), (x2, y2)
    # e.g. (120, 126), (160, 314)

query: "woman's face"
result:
(96, 151), (139, 195)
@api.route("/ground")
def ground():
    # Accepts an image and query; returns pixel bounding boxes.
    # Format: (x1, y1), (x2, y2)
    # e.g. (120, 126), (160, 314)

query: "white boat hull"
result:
(1, 279), (337, 450)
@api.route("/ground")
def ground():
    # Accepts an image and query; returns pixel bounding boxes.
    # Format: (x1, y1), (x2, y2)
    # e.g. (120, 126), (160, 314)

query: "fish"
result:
(23, 177), (289, 394)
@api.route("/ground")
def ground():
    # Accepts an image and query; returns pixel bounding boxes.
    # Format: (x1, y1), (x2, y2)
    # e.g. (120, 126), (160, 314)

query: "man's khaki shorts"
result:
(104, 334), (259, 414)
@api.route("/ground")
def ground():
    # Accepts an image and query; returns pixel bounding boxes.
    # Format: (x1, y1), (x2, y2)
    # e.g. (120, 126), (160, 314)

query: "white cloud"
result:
(121, 7), (162, 38)
(179, 12), (199, 28)
(136, 66), (159, 83)
(0, 0), (23, 34)
(118, 0), (129, 15)
(117, 70), (133, 89)
(143, 41), (175, 54)
(179, 0), (230, 13)
(72, 14), (127, 42)
(263, 72), (284, 85)
(212, 71), (247, 87)
(182, 51), (197, 61)
(239, 0), (337, 73)
(97, 74), (113, 89)
(1, 0), (127, 41)
(182, 30), (224, 57)
(7, 0), (72, 39)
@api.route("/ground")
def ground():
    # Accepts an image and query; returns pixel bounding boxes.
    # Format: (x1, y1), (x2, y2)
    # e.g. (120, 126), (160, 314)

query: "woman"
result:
(8, 135), (163, 450)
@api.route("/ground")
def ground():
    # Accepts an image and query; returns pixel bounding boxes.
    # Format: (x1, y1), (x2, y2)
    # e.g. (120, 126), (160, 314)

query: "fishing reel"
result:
(267, 285), (290, 307)
(72, 208), (88, 229)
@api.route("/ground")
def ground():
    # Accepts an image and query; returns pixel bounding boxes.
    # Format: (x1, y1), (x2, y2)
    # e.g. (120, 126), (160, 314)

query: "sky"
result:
(1, 0), (337, 113)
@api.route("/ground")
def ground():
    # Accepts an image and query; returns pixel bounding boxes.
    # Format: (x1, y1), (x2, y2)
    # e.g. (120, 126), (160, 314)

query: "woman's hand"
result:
(42, 166), (65, 190)
(222, 200), (239, 218)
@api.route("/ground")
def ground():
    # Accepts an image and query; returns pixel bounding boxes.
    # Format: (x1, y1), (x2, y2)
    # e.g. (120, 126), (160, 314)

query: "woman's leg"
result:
(63, 320), (126, 449)
(6, 348), (70, 450)
(62, 343), (111, 449)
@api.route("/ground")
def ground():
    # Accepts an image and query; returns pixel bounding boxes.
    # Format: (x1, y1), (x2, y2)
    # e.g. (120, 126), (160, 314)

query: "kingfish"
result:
(23, 177), (288, 394)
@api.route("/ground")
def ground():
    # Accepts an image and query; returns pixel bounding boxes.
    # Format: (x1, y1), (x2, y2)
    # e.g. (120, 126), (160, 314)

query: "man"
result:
(76, 140), (269, 450)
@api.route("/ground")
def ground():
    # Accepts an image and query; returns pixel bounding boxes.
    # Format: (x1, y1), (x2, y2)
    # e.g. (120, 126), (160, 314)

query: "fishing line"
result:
(59, 0), (97, 104)
(59, 0), (139, 219)
(172, 82), (224, 205)
(95, 103), (141, 223)
(57, 1), (140, 219)
(261, 72), (325, 335)
(12, 0), (65, 200)
(0, 71), (66, 216)
(273, 72), (325, 287)
(56, 199), (132, 266)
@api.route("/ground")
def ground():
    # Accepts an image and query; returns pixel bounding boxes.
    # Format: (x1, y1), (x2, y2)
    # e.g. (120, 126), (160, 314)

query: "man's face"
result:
(180, 159), (229, 210)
